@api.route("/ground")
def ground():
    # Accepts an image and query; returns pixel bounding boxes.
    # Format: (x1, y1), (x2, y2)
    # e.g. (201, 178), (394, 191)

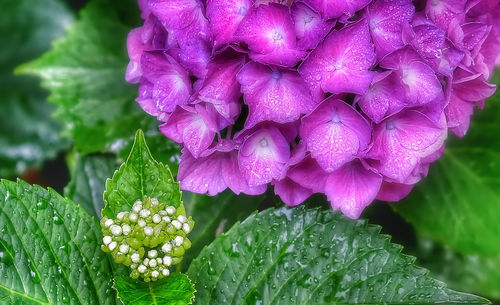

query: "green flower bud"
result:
(100, 196), (194, 282)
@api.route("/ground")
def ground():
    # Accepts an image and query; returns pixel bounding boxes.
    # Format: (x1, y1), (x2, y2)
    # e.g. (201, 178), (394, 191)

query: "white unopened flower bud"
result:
(151, 198), (159, 206)
(151, 270), (159, 278)
(162, 216), (171, 223)
(156, 258), (162, 264)
(102, 236), (112, 245)
(129, 213), (138, 222)
(174, 236), (184, 247)
(152, 214), (161, 223)
(119, 244), (129, 253)
(172, 220), (182, 230)
(138, 265), (146, 273)
(163, 256), (172, 266)
(138, 219), (146, 227)
(132, 203), (142, 213)
(117, 212), (127, 220)
(108, 242), (117, 251)
(139, 209), (151, 218)
(130, 264), (137, 269)
(144, 226), (153, 236)
(110, 225), (122, 236)
(166, 206), (175, 215)
(177, 215), (187, 223)
(104, 219), (113, 227)
(149, 259), (157, 268)
(131, 253), (140, 263)
(162, 269), (170, 276)
(122, 224), (131, 235)
(144, 258), (150, 265)
(183, 223), (191, 233)
(159, 210), (167, 216)
(162, 243), (172, 253)
(148, 250), (158, 258)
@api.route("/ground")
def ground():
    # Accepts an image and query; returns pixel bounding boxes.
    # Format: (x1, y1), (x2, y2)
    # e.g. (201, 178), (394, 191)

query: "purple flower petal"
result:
(425, 0), (466, 31)
(366, 0), (415, 60)
(299, 20), (376, 95)
(197, 54), (246, 124)
(237, 61), (317, 128)
(206, 0), (252, 48)
(291, 2), (335, 51)
(367, 110), (447, 183)
(273, 177), (313, 206)
(324, 160), (382, 219)
(159, 104), (219, 158)
(140, 51), (193, 113)
(178, 143), (267, 196)
(238, 125), (291, 186)
(380, 47), (444, 106)
(376, 181), (414, 202)
(407, 23), (464, 77)
(356, 71), (406, 123)
(287, 156), (329, 193)
(301, 0), (371, 19)
(301, 97), (371, 172)
(234, 3), (306, 67)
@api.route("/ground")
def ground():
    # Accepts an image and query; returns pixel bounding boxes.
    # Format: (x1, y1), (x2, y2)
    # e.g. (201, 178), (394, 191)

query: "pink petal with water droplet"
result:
(291, 2), (335, 51)
(380, 47), (443, 106)
(237, 61), (316, 128)
(324, 160), (382, 219)
(206, 0), (253, 48)
(367, 110), (447, 182)
(299, 20), (376, 95)
(366, 0), (415, 60)
(273, 178), (312, 206)
(238, 126), (291, 186)
(301, 98), (371, 172)
(235, 3), (307, 67)
(159, 105), (219, 158)
(301, 0), (371, 19)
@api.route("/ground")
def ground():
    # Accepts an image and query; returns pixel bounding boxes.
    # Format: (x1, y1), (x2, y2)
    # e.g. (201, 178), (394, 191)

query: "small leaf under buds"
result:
(103, 130), (181, 218)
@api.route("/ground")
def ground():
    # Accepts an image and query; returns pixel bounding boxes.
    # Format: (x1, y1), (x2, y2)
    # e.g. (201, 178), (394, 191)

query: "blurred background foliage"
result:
(0, 0), (499, 303)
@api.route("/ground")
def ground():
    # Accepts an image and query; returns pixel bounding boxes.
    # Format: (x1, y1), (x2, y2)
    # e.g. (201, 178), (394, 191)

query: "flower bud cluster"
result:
(100, 196), (194, 281)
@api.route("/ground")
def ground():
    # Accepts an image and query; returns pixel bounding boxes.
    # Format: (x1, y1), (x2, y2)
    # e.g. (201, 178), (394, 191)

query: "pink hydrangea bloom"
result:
(127, 0), (500, 219)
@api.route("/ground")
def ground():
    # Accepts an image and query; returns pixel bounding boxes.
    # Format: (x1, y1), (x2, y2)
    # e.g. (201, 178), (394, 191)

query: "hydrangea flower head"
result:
(127, 0), (500, 219)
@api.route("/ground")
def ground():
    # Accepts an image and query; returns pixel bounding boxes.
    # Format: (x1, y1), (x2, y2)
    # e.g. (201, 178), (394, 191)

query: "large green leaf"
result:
(0, 0), (72, 177)
(179, 192), (265, 271)
(0, 179), (115, 304)
(114, 274), (195, 305)
(394, 72), (500, 255)
(188, 206), (487, 305)
(65, 154), (119, 217)
(102, 130), (181, 218)
(16, 0), (173, 159)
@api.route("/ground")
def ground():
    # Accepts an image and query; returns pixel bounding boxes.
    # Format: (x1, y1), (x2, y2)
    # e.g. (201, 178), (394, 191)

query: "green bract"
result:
(101, 196), (194, 282)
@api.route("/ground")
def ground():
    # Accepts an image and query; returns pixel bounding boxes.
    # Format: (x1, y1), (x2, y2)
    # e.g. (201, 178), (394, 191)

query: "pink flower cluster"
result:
(126, 0), (500, 218)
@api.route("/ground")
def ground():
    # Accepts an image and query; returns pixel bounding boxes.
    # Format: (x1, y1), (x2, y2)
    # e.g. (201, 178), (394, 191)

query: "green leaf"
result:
(179, 191), (265, 271)
(415, 236), (500, 301)
(65, 154), (120, 217)
(114, 274), (195, 305)
(0, 179), (115, 304)
(188, 206), (488, 305)
(16, 0), (170, 158)
(0, 0), (72, 177)
(393, 71), (500, 255)
(102, 130), (181, 218)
